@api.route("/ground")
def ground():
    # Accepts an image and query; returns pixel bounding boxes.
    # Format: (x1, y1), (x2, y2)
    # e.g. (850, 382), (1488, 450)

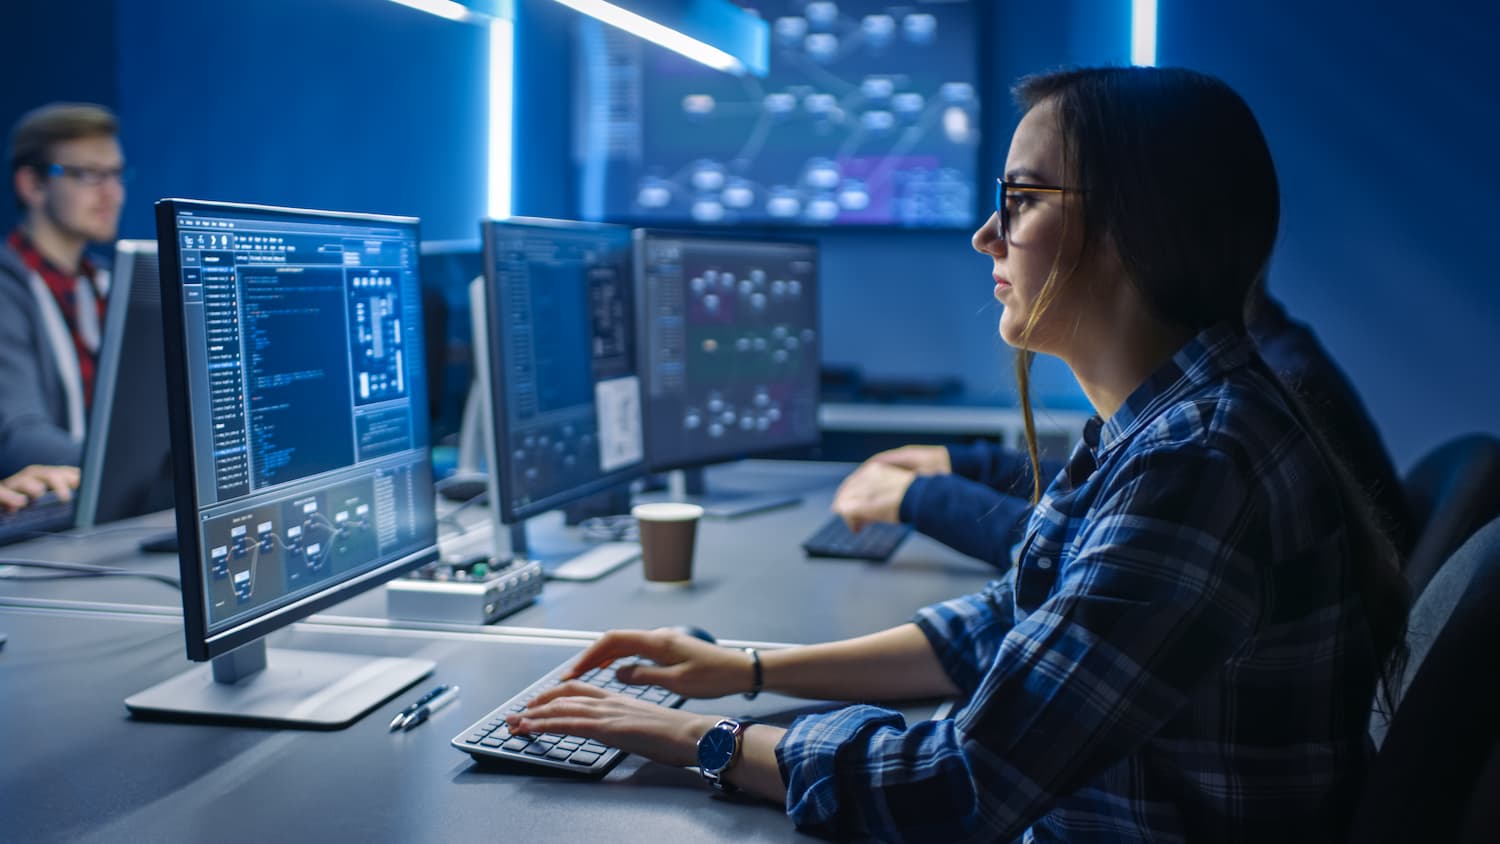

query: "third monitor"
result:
(634, 229), (820, 516)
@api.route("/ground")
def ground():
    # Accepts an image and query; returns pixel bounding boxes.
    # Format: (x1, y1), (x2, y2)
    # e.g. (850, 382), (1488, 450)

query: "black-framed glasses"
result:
(46, 163), (133, 186)
(995, 178), (1077, 242)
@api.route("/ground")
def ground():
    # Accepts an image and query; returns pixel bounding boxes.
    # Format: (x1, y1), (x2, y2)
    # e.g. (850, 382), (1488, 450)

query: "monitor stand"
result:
(124, 638), (433, 729)
(509, 518), (640, 582)
(664, 467), (801, 519)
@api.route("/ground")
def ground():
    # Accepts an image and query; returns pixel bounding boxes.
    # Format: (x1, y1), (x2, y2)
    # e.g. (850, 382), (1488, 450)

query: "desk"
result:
(0, 462), (998, 643)
(3, 605), (940, 842)
(0, 461), (995, 841)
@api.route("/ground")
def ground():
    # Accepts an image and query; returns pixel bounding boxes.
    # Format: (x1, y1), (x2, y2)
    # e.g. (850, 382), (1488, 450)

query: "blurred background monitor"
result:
(75, 239), (175, 529)
(471, 217), (646, 575)
(127, 199), (438, 728)
(418, 239), (482, 448)
(574, 0), (981, 229)
(635, 229), (820, 516)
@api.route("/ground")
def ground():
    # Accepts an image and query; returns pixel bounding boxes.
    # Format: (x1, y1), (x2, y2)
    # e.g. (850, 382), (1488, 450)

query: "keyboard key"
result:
(502, 738), (529, 752)
(481, 737), (504, 748)
(569, 751), (601, 766)
(546, 747), (573, 761)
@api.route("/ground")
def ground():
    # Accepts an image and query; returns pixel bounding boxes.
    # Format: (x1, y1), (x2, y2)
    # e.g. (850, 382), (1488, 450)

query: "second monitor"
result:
(635, 230), (821, 516)
(473, 217), (647, 578)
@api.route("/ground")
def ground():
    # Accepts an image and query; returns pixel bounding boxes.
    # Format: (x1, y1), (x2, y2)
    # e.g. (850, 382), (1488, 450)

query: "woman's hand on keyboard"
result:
(507, 682), (718, 768)
(564, 628), (757, 699)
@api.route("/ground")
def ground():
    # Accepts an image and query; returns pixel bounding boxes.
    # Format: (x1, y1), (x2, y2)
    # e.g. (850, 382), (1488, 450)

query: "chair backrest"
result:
(1350, 516), (1500, 843)
(1401, 433), (1500, 596)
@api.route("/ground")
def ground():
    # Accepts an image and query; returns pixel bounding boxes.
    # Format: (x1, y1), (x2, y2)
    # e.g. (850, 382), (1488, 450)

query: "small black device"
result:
(452, 655), (684, 776)
(801, 516), (911, 562)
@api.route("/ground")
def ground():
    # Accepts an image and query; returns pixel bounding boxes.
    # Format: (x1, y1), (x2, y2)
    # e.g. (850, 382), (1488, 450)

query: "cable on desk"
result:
(578, 515), (638, 543)
(0, 558), (181, 589)
(437, 490), (488, 537)
(0, 523), (178, 544)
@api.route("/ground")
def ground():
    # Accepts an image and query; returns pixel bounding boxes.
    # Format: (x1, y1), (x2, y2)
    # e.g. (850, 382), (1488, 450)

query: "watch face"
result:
(697, 725), (737, 771)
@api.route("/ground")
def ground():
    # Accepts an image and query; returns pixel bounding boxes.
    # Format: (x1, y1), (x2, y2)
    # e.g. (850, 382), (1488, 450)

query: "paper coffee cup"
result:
(631, 502), (704, 583)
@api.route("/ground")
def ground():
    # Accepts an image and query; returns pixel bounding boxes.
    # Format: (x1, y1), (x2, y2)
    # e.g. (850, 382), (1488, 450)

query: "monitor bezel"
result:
(632, 227), (823, 474)
(156, 198), (439, 663)
(478, 216), (647, 524)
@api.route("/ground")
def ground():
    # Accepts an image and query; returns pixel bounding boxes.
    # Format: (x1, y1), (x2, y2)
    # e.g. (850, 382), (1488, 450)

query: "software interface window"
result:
(170, 207), (435, 631)
(577, 1), (980, 227)
(487, 223), (645, 517)
(637, 234), (820, 470)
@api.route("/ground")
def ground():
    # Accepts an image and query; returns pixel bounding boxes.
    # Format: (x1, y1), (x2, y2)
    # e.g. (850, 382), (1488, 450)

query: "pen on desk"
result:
(389, 684), (452, 731)
(400, 685), (460, 731)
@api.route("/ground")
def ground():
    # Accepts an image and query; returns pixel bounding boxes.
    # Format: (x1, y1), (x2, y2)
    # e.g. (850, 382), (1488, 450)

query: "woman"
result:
(508, 67), (1409, 842)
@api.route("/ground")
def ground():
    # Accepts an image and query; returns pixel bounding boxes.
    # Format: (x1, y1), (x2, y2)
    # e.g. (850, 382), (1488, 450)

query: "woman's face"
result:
(972, 99), (1084, 354)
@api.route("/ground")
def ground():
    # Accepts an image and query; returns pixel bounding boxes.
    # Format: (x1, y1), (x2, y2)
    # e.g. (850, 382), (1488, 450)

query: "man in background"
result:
(0, 103), (126, 494)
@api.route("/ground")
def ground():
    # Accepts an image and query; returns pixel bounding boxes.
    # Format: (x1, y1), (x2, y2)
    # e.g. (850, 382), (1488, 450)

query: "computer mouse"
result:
(673, 625), (716, 645)
(439, 472), (489, 502)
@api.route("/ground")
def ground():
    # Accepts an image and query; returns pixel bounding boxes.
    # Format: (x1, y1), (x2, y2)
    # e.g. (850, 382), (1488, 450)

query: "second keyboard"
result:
(801, 515), (912, 562)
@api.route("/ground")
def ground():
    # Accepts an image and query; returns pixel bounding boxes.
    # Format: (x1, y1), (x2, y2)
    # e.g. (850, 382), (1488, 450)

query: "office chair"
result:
(1350, 516), (1500, 843)
(1400, 433), (1500, 597)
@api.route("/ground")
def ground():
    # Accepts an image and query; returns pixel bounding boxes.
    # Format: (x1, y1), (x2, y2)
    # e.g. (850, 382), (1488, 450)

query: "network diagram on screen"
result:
(638, 234), (820, 468)
(578, 0), (979, 228)
(172, 209), (432, 629)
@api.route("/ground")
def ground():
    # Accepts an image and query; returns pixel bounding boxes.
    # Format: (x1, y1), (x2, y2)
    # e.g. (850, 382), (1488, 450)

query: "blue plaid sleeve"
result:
(777, 706), (990, 842)
(775, 441), (1263, 841)
(911, 573), (1016, 696)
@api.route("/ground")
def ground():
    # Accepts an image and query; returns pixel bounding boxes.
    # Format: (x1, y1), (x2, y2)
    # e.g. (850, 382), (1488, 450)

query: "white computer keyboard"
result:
(544, 542), (640, 581)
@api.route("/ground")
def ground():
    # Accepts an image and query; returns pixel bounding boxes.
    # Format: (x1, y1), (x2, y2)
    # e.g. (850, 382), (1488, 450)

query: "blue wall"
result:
(0, 0), (489, 242)
(1158, 0), (1500, 466)
(6, 0), (1495, 469)
(0, 0), (120, 234)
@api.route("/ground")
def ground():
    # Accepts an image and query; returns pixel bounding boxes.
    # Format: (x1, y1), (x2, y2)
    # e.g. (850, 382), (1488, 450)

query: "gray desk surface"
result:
(0, 461), (999, 644)
(0, 461), (995, 841)
(3, 605), (947, 843)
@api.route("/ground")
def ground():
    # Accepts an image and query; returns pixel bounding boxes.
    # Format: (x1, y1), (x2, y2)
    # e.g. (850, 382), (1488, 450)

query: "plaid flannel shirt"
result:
(776, 325), (1378, 843)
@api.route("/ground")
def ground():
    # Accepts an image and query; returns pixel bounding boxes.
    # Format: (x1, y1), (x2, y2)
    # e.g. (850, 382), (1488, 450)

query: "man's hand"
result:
(870, 445), (952, 476)
(832, 461), (917, 532)
(0, 465), (80, 512)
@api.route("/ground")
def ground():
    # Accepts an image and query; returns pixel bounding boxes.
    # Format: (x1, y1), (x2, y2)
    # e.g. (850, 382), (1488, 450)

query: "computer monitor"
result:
(471, 217), (645, 571)
(417, 239), (483, 447)
(574, 1), (982, 228)
(634, 230), (820, 516)
(74, 240), (175, 529)
(126, 200), (439, 728)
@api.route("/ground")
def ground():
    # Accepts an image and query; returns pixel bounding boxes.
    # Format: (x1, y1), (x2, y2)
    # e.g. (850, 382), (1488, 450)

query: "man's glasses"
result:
(995, 178), (1076, 243)
(46, 163), (133, 186)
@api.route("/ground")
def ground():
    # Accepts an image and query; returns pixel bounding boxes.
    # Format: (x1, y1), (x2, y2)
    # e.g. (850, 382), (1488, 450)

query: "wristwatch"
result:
(696, 718), (748, 792)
